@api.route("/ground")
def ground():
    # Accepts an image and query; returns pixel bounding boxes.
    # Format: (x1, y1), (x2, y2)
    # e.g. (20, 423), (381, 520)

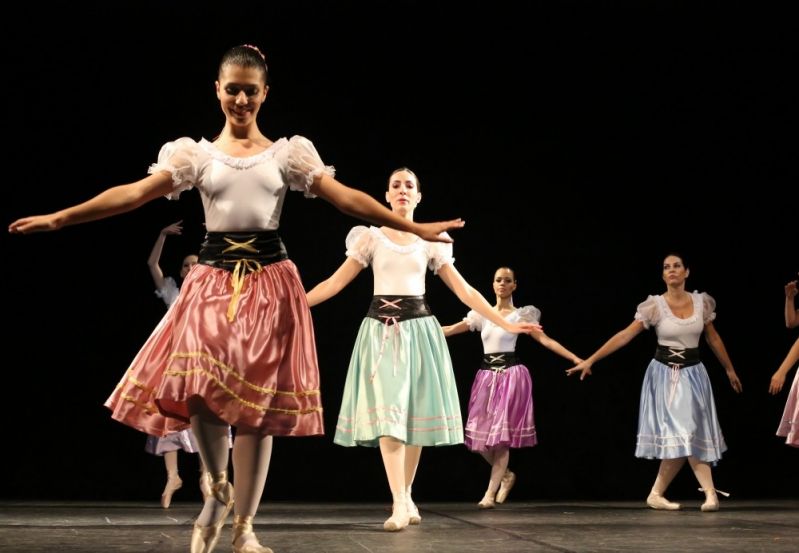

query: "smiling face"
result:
(493, 267), (517, 300)
(385, 169), (421, 218)
(662, 255), (689, 287)
(215, 64), (269, 129)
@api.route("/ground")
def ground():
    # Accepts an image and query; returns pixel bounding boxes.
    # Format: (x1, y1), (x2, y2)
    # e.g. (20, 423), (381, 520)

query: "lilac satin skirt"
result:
(105, 260), (323, 437)
(464, 364), (537, 451)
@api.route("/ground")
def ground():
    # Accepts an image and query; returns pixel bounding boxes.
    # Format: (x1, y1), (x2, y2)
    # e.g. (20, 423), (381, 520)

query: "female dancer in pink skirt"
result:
(442, 266), (582, 508)
(770, 273), (799, 446)
(9, 44), (463, 553)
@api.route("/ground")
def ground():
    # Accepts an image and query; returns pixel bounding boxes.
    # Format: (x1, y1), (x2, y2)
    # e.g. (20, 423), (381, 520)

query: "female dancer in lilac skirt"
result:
(567, 253), (743, 512)
(441, 266), (581, 508)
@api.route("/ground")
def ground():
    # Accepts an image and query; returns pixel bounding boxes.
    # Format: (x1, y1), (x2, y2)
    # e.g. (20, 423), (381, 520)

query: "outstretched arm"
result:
(306, 257), (365, 307)
(441, 320), (470, 338)
(565, 320), (645, 380)
(770, 336), (799, 395)
(310, 173), (464, 243)
(148, 221), (183, 290)
(704, 321), (743, 393)
(436, 264), (540, 335)
(785, 280), (798, 328)
(9, 172), (175, 234)
(529, 330), (583, 365)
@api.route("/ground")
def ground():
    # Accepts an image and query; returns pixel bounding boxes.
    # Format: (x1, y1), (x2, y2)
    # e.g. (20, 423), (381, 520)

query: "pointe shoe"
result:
(495, 470), (516, 504)
(232, 515), (273, 553)
(199, 471), (213, 501)
(700, 496), (719, 512)
(698, 487), (728, 512)
(406, 496), (422, 525)
(646, 492), (681, 511)
(161, 473), (183, 509)
(383, 492), (410, 531)
(478, 492), (496, 509)
(190, 471), (235, 553)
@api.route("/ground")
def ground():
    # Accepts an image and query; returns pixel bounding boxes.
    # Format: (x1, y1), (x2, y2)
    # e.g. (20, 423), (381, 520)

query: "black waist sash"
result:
(198, 230), (288, 271)
(480, 352), (519, 372)
(366, 295), (431, 324)
(654, 345), (701, 368)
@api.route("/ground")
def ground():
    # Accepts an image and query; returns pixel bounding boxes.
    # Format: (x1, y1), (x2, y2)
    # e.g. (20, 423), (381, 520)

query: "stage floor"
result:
(1, 500), (797, 552)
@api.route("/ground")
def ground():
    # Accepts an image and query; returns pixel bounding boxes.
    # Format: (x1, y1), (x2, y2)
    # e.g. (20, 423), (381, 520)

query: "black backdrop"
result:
(2, 2), (796, 503)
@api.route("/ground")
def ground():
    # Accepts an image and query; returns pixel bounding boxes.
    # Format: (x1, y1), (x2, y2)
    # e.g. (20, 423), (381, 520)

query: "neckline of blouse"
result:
(199, 137), (287, 168)
(658, 292), (697, 321)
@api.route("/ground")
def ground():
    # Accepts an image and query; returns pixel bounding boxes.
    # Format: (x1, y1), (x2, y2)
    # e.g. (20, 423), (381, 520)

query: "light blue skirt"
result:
(635, 359), (727, 463)
(334, 316), (463, 447)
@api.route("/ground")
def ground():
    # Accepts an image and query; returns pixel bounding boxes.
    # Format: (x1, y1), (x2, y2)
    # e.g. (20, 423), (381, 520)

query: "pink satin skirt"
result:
(105, 260), (323, 437)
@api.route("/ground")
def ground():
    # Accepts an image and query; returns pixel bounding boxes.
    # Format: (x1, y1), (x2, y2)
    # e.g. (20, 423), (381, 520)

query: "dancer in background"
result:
(567, 253), (742, 512)
(145, 220), (212, 508)
(9, 45), (463, 553)
(771, 272), (799, 447)
(441, 266), (582, 508)
(306, 168), (538, 531)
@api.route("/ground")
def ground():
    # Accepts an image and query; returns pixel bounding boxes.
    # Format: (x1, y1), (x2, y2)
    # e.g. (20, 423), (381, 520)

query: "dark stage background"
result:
(2, 2), (796, 503)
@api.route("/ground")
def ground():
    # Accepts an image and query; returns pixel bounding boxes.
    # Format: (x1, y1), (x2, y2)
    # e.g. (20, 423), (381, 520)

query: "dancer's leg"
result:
(646, 458), (685, 510)
(161, 450), (182, 508)
(231, 431), (274, 551)
(188, 398), (234, 527)
(404, 445), (422, 524)
(479, 446), (509, 507)
(379, 437), (409, 531)
(687, 456), (720, 511)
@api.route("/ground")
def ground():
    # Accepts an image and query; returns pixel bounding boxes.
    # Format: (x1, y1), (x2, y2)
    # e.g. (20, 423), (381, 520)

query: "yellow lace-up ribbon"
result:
(223, 237), (262, 321)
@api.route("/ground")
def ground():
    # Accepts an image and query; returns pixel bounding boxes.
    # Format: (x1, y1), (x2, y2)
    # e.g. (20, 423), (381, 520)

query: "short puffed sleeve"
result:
(281, 135), (336, 198)
(699, 291), (717, 323)
(515, 305), (542, 324)
(464, 309), (483, 332)
(634, 295), (661, 329)
(425, 234), (455, 274)
(345, 226), (375, 267)
(148, 138), (209, 200)
(154, 277), (180, 307)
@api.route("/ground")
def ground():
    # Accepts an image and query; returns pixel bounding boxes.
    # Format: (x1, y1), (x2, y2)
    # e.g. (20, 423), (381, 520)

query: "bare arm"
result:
(436, 264), (540, 335)
(310, 173), (464, 243)
(306, 257), (365, 307)
(529, 330), (583, 364)
(565, 320), (646, 380)
(770, 336), (799, 395)
(785, 280), (798, 328)
(147, 221), (183, 290)
(441, 320), (471, 338)
(703, 321), (743, 393)
(9, 172), (176, 234)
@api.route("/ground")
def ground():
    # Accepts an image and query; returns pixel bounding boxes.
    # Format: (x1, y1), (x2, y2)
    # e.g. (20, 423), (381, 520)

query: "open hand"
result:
(415, 219), (465, 243)
(769, 372), (786, 395)
(161, 220), (184, 236)
(9, 213), (62, 234)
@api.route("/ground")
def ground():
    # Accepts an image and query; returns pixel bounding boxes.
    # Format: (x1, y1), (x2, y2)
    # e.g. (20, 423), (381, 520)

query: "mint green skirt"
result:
(333, 315), (463, 447)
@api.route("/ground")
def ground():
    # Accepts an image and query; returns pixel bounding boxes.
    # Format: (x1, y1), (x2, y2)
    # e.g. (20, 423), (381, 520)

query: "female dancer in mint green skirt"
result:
(307, 168), (538, 531)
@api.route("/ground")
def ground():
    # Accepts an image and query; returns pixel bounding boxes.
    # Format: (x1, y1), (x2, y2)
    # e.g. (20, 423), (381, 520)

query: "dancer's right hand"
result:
(9, 213), (62, 234)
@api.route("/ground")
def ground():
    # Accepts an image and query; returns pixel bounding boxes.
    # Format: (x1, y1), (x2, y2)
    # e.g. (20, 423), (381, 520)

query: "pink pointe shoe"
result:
(646, 492), (681, 511)
(495, 470), (516, 504)
(161, 473), (183, 509)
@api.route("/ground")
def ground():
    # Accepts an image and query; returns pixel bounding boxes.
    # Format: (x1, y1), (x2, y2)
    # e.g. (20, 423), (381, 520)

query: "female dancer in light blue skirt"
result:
(567, 253), (742, 512)
(306, 168), (538, 531)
